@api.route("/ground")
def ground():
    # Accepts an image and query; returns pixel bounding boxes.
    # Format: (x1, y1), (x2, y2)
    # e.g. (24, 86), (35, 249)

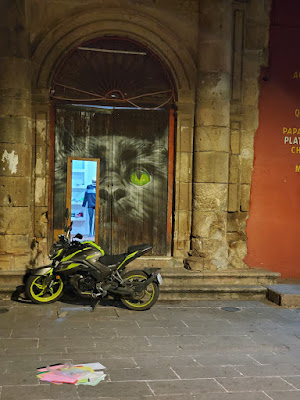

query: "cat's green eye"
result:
(130, 170), (151, 186)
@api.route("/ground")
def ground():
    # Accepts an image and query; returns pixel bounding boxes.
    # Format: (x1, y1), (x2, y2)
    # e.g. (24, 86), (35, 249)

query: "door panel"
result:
(53, 105), (171, 255)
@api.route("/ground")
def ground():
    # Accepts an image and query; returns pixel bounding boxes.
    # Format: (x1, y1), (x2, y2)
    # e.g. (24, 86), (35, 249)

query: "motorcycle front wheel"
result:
(120, 270), (159, 311)
(25, 275), (64, 304)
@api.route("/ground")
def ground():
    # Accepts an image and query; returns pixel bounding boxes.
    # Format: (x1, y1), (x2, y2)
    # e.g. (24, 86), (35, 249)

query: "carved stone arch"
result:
(32, 8), (196, 97)
(32, 6), (196, 259)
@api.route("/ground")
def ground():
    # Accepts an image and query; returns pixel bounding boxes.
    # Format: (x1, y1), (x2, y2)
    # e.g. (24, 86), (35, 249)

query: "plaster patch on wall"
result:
(213, 75), (231, 98)
(2, 150), (18, 174)
(36, 156), (43, 175)
(35, 177), (45, 204)
(241, 148), (253, 159)
(35, 147), (44, 175)
(36, 119), (46, 141)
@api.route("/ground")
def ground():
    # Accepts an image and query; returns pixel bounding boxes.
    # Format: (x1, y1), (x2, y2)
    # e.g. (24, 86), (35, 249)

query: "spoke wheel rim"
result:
(30, 276), (63, 302)
(124, 275), (155, 308)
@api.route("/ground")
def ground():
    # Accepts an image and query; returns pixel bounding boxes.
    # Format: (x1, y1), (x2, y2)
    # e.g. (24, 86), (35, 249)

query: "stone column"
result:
(190, 0), (232, 270)
(0, 0), (33, 270)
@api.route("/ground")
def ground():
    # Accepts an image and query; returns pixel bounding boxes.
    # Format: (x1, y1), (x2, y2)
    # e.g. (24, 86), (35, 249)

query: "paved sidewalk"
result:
(0, 298), (300, 400)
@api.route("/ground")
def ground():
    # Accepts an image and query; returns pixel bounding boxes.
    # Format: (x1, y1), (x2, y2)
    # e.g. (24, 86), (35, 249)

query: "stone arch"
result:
(31, 7), (196, 95)
(32, 6), (196, 259)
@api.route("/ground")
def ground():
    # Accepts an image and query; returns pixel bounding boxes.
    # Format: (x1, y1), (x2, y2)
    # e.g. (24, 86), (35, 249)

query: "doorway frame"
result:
(49, 103), (175, 254)
(66, 157), (100, 241)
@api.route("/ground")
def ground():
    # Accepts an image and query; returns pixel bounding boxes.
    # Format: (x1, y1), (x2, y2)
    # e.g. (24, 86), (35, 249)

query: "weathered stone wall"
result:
(30, 0), (198, 261)
(0, 0), (272, 272)
(191, 0), (232, 270)
(29, 0), (199, 60)
(186, 0), (272, 271)
(228, 0), (271, 269)
(0, 0), (34, 271)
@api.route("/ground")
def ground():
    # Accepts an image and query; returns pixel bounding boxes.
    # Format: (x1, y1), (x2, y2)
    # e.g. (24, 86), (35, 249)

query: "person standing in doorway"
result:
(82, 178), (96, 237)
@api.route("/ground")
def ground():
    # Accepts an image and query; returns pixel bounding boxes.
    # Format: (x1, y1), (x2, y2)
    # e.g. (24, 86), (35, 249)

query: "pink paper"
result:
(38, 372), (78, 384)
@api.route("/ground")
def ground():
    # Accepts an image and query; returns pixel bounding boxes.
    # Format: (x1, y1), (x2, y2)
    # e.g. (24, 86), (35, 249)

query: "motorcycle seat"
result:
(98, 254), (125, 267)
(127, 243), (152, 253)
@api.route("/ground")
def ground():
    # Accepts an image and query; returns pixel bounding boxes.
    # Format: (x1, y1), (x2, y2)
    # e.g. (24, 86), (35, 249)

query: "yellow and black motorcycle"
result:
(25, 212), (162, 311)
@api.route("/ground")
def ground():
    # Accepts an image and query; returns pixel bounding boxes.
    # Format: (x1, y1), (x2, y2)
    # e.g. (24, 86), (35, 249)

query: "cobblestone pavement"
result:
(0, 298), (300, 400)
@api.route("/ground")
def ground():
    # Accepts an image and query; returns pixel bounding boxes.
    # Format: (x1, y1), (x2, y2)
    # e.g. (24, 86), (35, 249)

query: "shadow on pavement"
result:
(10, 283), (128, 310)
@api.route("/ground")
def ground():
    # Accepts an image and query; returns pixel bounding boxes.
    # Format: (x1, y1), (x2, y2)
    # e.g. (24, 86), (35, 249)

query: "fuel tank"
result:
(56, 243), (111, 280)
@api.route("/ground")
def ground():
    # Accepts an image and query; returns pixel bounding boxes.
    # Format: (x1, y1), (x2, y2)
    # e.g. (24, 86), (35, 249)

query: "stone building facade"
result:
(0, 0), (271, 277)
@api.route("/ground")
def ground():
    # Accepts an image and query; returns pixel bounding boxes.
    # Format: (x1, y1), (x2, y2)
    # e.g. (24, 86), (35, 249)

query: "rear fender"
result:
(143, 268), (161, 277)
(120, 268), (160, 278)
(140, 268), (162, 286)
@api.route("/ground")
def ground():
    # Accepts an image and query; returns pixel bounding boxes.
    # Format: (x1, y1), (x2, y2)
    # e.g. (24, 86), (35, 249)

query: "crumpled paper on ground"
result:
(37, 362), (106, 385)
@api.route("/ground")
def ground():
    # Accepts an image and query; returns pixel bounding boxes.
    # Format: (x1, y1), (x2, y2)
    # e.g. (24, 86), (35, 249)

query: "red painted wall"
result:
(245, 0), (300, 278)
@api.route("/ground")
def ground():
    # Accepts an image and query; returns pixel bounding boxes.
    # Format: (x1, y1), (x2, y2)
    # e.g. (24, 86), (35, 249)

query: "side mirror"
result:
(74, 233), (83, 239)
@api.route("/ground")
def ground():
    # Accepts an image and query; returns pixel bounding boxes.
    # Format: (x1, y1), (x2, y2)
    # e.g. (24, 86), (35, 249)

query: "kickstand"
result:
(91, 297), (100, 312)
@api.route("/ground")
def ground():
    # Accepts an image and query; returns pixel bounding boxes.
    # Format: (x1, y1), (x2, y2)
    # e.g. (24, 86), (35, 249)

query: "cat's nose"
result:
(99, 188), (109, 200)
(99, 187), (126, 202)
(113, 188), (126, 201)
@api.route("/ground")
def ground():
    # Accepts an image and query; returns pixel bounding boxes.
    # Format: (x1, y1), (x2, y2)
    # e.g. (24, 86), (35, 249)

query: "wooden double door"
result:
(53, 105), (173, 255)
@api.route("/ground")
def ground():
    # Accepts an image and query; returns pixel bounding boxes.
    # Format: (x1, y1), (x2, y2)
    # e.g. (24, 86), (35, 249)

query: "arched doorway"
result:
(51, 37), (176, 255)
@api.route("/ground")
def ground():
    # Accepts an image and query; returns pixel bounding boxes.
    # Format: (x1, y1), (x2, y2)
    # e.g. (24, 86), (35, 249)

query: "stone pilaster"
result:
(190, 0), (232, 270)
(173, 99), (195, 258)
(31, 89), (51, 265)
(0, 0), (33, 270)
(228, 0), (272, 269)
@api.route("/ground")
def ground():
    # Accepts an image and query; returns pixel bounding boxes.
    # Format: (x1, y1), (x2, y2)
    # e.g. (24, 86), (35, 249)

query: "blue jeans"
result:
(88, 208), (95, 236)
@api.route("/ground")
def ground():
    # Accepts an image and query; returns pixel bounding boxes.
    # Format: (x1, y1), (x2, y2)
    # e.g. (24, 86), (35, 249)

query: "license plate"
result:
(156, 273), (163, 285)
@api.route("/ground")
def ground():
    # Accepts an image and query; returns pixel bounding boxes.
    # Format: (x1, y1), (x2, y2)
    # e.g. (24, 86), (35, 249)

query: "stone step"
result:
(159, 285), (267, 301)
(0, 283), (19, 300)
(0, 271), (26, 300)
(0, 267), (279, 301)
(159, 268), (280, 286)
(130, 257), (182, 269)
(0, 270), (25, 285)
(0, 282), (267, 301)
(267, 284), (300, 307)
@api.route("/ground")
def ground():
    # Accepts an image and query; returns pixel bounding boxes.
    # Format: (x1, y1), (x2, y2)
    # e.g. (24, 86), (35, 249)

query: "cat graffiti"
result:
(54, 133), (168, 246)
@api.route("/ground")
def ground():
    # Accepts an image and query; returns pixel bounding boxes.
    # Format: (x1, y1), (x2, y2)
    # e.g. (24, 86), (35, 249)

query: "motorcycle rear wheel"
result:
(25, 275), (64, 304)
(120, 270), (159, 311)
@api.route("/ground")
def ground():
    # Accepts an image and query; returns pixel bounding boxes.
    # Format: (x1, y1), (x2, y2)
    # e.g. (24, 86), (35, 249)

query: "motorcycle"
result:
(25, 210), (163, 311)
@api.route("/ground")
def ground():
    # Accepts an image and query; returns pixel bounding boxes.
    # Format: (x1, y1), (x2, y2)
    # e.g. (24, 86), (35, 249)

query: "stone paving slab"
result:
(77, 381), (153, 397)
(267, 284), (300, 307)
(0, 299), (300, 399)
(235, 364), (300, 376)
(148, 378), (225, 395)
(267, 391), (300, 400)
(193, 353), (260, 366)
(282, 376), (300, 389)
(133, 355), (199, 368)
(216, 376), (297, 391)
(171, 365), (241, 379)
(107, 366), (178, 381)
(193, 394), (272, 400)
